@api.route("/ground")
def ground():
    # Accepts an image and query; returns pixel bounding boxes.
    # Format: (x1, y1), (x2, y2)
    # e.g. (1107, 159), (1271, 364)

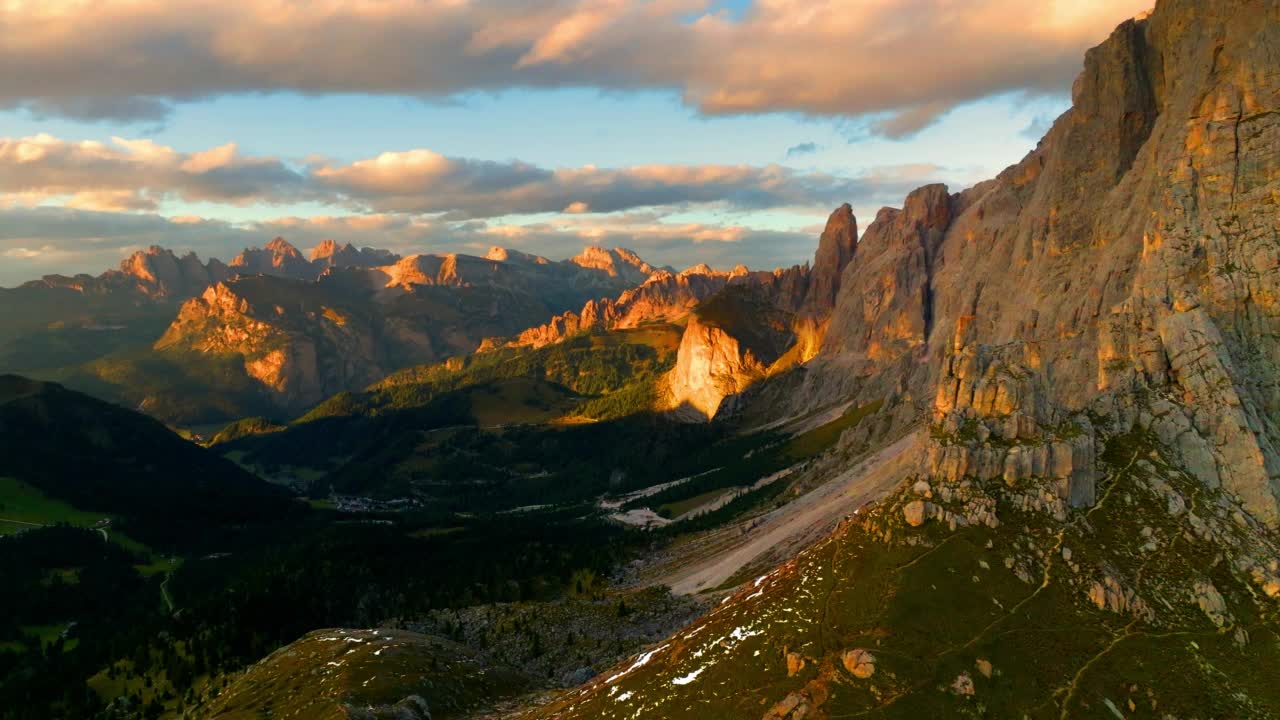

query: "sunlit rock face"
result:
(661, 204), (861, 421)
(757, 0), (1280, 524)
(665, 313), (771, 421)
(510, 265), (741, 349)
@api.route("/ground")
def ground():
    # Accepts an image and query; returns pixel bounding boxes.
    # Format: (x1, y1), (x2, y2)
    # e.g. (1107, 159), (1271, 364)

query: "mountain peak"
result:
(264, 236), (301, 256)
(571, 246), (657, 282)
(309, 239), (350, 261)
(486, 246), (549, 264)
(803, 203), (858, 314)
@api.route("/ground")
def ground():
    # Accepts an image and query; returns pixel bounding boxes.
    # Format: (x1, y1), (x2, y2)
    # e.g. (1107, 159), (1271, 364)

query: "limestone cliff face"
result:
(783, 0), (1280, 524)
(662, 204), (861, 421)
(802, 203), (858, 317)
(665, 314), (771, 420)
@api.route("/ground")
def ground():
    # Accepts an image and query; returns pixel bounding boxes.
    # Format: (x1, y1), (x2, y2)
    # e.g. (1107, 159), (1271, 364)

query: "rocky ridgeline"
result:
(499, 204), (860, 420)
(506, 264), (744, 349)
(230, 236), (400, 281)
(156, 244), (667, 411)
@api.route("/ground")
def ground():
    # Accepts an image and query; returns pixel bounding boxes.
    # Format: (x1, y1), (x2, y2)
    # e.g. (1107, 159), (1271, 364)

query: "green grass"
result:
(21, 623), (74, 650)
(530, 430), (1280, 719)
(134, 556), (181, 578)
(629, 400), (884, 517)
(658, 488), (731, 519)
(409, 526), (466, 539)
(0, 477), (167, 567)
(197, 629), (536, 719)
(781, 399), (884, 461)
(0, 477), (108, 532)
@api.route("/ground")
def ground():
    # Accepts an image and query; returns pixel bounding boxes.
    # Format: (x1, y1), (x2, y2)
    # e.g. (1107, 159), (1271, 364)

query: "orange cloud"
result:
(0, 0), (1152, 134)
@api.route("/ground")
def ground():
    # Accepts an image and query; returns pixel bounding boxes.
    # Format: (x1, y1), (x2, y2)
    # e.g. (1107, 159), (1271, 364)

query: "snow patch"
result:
(605, 644), (667, 684)
(672, 667), (706, 686)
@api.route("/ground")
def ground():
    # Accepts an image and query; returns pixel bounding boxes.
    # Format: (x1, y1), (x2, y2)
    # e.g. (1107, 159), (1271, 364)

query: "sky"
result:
(0, 0), (1153, 286)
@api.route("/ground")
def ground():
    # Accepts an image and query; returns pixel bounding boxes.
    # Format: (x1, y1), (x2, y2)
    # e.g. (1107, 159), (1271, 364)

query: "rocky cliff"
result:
(156, 246), (666, 412)
(740, 0), (1280, 525)
(522, 4), (1280, 717)
(661, 204), (859, 420)
(665, 285), (797, 420)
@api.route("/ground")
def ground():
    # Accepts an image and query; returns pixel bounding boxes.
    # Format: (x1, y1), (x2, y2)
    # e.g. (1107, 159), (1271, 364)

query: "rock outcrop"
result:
(665, 314), (771, 420)
(662, 204), (862, 421)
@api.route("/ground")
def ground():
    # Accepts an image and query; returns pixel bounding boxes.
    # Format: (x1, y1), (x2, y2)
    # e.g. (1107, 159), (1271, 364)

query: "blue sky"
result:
(0, 0), (1147, 285)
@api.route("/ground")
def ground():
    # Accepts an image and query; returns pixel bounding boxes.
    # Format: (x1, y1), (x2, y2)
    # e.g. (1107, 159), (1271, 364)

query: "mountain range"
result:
(2, 1), (1279, 718)
(0, 237), (680, 422)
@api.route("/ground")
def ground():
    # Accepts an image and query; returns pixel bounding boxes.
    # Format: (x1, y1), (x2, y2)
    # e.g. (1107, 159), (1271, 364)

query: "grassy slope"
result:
(301, 324), (683, 424)
(626, 400), (884, 520)
(200, 629), (535, 720)
(212, 325), (686, 497)
(0, 477), (107, 536)
(527, 432), (1280, 719)
(0, 375), (294, 551)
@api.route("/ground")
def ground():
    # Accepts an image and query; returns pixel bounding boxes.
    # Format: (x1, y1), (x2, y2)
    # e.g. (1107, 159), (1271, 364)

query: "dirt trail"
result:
(661, 429), (922, 595)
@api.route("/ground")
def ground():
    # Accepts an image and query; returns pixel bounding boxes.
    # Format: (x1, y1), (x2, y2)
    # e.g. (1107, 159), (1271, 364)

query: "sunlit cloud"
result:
(0, 134), (308, 210)
(1, 133), (948, 218)
(0, 0), (1151, 135)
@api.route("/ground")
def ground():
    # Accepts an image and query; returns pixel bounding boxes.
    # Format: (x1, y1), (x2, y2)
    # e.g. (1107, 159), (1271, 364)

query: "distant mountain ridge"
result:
(0, 238), (679, 421)
(145, 243), (676, 414)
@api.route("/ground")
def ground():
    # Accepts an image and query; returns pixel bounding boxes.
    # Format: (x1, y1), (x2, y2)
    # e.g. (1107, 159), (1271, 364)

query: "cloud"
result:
(1021, 113), (1060, 142)
(0, 0), (1153, 134)
(785, 142), (818, 158)
(313, 154), (868, 216)
(0, 134), (308, 211)
(2, 134), (948, 218)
